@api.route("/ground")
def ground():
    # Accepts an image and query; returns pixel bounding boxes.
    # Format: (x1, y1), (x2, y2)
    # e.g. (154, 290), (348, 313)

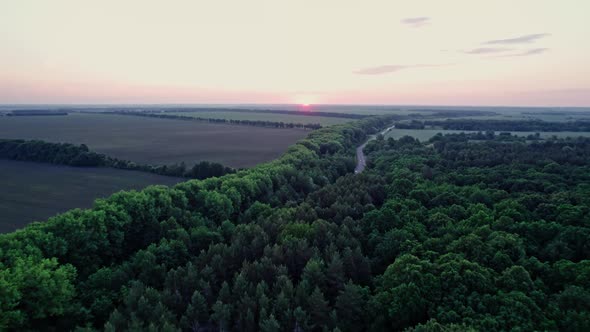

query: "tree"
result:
(307, 287), (330, 331)
(326, 253), (345, 300)
(335, 282), (370, 332)
(302, 258), (326, 290)
(180, 291), (209, 331)
(211, 300), (231, 331)
(259, 314), (281, 332)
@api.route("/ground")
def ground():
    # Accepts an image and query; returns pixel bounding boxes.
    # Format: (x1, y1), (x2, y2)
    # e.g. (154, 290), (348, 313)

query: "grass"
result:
(384, 128), (590, 141)
(0, 160), (182, 233)
(165, 111), (353, 125)
(0, 113), (308, 168)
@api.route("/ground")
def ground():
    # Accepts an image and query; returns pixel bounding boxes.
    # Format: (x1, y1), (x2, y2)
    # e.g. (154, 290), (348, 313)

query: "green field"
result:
(384, 128), (590, 141)
(295, 105), (590, 119)
(166, 111), (353, 125)
(431, 113), (590, 122)
(0, 113), (308, 168)
(0, 160), (182, 233)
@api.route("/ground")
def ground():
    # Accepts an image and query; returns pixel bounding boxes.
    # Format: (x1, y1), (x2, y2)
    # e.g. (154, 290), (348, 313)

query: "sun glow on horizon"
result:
(293, 94), (317, 108)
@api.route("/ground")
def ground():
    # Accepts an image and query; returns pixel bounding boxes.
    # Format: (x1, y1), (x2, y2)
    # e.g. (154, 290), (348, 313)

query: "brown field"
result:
(0, 160), (182, 233)
(0, 113), (309, 168)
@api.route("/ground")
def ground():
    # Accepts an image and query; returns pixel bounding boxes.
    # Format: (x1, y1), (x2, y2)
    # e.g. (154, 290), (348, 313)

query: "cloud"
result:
(464, 47), (513, 54)
(484, 33), (550, 45)
(401, 17), (430, 27)
(355, 65), (413, 75)
(495, 48), (549, 58)
(354, 63), (445, 75)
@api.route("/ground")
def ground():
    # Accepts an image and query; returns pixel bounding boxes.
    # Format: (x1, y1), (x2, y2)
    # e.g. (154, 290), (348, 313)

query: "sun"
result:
(293, 94), (316, 107)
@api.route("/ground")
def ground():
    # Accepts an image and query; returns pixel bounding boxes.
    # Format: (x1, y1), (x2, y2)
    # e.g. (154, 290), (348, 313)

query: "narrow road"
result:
(354, 124), (395, 173)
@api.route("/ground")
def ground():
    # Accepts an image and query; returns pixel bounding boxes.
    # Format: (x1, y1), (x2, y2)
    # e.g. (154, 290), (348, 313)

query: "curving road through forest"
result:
(354, 124), (395, 173)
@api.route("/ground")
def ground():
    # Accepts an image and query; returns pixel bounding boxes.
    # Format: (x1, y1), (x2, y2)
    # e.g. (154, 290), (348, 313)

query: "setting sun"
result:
(293, 94), (317, 107)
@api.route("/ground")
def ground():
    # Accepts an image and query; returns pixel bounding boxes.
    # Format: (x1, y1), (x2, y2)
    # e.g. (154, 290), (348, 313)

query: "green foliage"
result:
(0, 256), (77, 330)
(1, 119), (590, 330)
(0, 139), (106, 166)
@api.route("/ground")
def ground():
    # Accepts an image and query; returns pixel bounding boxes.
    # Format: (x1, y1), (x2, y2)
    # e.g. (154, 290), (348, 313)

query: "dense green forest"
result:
(108, 112), (324, 130)
(0, 139), (234, 179)
(1, 117), (589, 331)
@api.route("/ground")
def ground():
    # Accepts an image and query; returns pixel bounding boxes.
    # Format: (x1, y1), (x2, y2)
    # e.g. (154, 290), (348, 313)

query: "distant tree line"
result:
(522, 111), (590, 116)
(0, 139), (234, 179)
(108, 111), (324, 130)
(423, 119), (590, 132)
(0, 139), (105, 166)
(5, 110), (68, 116)
(162, 107), (493, 120)
(428, 131), (543, 142)
(21, 107), (370, 119)
(160, 107), (368, 119)
(410, 109), (499, 117)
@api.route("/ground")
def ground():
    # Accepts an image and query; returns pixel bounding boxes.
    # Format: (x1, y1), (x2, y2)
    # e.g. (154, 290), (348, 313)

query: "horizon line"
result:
(1, 102), (589, 109)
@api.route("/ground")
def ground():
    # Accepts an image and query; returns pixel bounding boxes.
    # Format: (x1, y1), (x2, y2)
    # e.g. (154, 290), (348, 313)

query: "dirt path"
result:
(354, 124), (395, 173)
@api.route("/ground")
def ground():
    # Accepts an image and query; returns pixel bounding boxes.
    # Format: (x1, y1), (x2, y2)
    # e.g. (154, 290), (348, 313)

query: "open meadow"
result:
(0, 112), (308, 168)
(0, 160), (182, 233)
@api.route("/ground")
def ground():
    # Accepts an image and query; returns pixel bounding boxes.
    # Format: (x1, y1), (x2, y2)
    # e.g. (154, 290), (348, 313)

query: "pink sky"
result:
(1, 1), (589, 106)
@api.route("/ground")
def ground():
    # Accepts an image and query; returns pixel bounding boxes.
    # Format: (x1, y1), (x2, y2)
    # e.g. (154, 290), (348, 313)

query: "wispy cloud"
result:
(354, 63), (445, 75)
(464, 47), (513, 54)
(495, 48), (549, 58)
(401, 17), (430, 28)
(484, 33), (550, 45)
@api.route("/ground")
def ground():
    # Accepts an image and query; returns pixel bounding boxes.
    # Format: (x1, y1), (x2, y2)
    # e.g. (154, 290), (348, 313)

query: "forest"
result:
(0, 139), (235, 179)
(1, 116), (589, 331)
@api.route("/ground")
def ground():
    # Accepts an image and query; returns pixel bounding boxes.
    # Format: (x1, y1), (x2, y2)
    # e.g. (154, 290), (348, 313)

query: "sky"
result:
(1, 0), (589, 106)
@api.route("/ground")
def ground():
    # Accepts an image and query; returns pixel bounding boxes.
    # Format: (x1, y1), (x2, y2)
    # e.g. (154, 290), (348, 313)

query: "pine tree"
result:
(307, 287), (330, 330)
(180, 291), (208, 332)
(260, 314), (281, 332)
(326, 253), (345, 301)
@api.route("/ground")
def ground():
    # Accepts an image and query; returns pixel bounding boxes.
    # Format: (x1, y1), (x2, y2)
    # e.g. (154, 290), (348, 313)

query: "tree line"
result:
(109, 112), (324, 130)
(0, 139), (235, 179)
(4, 110), (69, 116)
(1, 117), (589, 331)
(411, 109), (498, 117)
(159, 108), (368, 119)
(423, 119), (590, 132)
